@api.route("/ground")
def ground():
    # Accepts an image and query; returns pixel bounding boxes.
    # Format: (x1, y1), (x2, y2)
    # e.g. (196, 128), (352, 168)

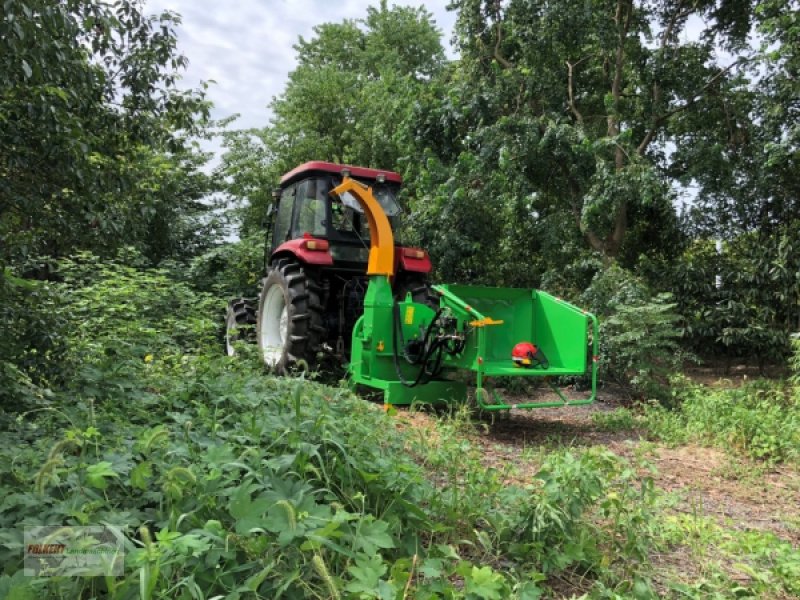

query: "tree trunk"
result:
(602, 0), (633, 258)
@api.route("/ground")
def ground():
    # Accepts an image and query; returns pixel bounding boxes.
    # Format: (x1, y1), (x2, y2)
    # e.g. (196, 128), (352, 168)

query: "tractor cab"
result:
(270, 162), (424, 274)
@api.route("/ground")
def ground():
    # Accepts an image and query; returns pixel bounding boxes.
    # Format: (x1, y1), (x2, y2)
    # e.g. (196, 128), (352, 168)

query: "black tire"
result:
(225, 297), (257, 356)
(393, 274), (437, 308)
(257, 258), (326, 373)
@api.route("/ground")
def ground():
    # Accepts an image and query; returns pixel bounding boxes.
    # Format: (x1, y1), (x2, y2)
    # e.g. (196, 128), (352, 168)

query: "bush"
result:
(790, 335), (800, 388)
(53, 252), (222, 401)
(644, 378), (800, 463)
(670, 236), (795, 366)
(1, 250), (226, 411)
(496, 448), (657, 583)
(0, 269), (70, 407)
(187, 233), (264, 297)
(0, 363), (435, 597)
(582, 265), (686, 402)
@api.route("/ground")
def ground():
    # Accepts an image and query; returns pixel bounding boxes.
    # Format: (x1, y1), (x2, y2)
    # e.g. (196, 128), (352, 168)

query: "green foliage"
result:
(644, 378), (800, 463)
(56, 252), (221, 399)
(187, 233), (265, 297)
(670, 235), (797, 363)
(592, 408), (639, 432)
(1, 251), (221, 410)
(0, 0), (215, 266)
(654, 513), (800, 598)
(0, 270), (69, 406)
(499, 448), (658, 582)
(407, 408), (659, 595)
(791, 336), (800, 388)
(414, 0), (750, 263)
(583, 265), (686, 401)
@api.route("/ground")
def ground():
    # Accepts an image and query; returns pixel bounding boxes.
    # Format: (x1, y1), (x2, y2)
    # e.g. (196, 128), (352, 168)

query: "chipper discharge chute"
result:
(336, 174), (599, 410)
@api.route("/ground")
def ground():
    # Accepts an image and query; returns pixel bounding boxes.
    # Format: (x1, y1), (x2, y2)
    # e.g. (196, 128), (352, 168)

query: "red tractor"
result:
(225, 161), (433, 371)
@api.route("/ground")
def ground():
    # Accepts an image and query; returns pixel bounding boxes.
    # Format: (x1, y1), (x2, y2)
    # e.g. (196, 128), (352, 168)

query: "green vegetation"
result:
(592, 359), (800, 465)
(2, 0), (799, 597)
(2, 260), (799, 597)
(644, 378), (800, 463)
(1, 260), (660, 597)
(0, 0), (216, 266)
(653, 514), (800, 598)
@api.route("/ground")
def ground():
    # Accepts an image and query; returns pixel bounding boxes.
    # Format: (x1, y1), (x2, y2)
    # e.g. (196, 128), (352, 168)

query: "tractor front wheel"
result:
(257, 259), (326, 373)
(225, 298), (257, 356)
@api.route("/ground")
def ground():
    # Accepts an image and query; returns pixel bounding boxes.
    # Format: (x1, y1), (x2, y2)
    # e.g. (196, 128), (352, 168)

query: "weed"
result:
(709, 455), (769, 482)
(653, 510), (800, 598)
(643, 379), (800, 463)
(591, 407), (640, 432)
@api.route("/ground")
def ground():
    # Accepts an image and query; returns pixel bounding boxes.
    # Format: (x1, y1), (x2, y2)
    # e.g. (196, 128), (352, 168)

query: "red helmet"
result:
(512, 342), (538, 366)
(511, 342), (549, 369)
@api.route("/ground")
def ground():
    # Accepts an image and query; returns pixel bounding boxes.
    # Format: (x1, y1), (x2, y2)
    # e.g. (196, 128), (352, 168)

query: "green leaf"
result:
(353, 518), (395, 555)
(85, 461), (118, 490)
(419, 558), (443, 579)
(0, 571), (35, 600)
(345, 554), (387, 597)
(130, 461), (152, 490)
(172, 533), (211, 557)
(229, 484), (270, 534)
(464, 565), (506, 600)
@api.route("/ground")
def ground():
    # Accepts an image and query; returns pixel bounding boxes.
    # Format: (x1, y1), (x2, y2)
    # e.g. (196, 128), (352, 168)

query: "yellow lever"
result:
(469, 317), (505, 328)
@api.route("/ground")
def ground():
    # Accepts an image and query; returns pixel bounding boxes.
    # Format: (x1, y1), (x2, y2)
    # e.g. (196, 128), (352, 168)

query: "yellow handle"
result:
(469, 317), (505, 328)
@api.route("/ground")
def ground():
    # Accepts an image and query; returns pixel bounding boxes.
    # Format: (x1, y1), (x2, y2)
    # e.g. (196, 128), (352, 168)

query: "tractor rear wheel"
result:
(225, 298), (256, 356)
(257, 258), (326, 373)
(394, 275), (437, 307)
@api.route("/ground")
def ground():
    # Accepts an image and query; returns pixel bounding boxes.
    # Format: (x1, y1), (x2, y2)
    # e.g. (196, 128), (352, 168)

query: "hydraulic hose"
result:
(391, 302), (464, 388)
(392, 301), (441, 387)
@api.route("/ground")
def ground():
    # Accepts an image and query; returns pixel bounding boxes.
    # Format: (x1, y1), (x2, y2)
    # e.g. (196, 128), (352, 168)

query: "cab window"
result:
(274, 185), (295, 244)
(294, 178), (328, 238)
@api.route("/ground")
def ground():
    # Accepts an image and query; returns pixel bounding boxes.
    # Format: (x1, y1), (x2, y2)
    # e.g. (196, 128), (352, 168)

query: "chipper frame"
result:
(332, 174), (599, 410)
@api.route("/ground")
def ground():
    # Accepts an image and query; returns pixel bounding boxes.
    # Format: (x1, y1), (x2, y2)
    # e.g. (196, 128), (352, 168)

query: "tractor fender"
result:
(271, 239), (334, 267)
(395, 246), (432, 275)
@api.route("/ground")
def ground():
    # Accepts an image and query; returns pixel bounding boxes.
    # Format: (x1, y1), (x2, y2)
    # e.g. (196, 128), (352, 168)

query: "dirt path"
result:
(396, 384), (800, 546)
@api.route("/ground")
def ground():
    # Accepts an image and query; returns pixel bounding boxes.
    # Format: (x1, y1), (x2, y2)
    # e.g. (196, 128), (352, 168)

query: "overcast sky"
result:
(146, 0), (457, 132)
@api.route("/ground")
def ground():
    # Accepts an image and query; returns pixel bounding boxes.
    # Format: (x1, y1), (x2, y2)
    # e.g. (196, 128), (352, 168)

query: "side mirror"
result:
(260, 204), (274, 228)
(261, 187), (281, 228)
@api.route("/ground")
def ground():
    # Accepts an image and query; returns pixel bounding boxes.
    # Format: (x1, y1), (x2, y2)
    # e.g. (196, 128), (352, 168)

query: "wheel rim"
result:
(260, 284), (288, 366)
(225, 310), (237, 356)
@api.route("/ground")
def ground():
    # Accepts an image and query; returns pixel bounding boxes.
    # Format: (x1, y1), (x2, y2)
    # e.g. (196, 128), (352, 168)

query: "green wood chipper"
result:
(225, 162), (598, 410)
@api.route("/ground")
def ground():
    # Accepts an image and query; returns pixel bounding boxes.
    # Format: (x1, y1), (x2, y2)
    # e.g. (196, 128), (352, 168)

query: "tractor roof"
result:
(280, 161), (402, 186)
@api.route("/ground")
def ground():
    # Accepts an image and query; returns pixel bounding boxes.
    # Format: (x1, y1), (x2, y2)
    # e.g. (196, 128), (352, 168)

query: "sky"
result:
(146, 0), (457, 132)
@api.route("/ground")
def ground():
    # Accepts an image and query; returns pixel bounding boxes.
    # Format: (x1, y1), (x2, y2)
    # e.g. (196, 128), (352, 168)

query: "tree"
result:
(417, 0), (753, 262)
(675, 1), (800, 340)
(0, 0), (213, 266)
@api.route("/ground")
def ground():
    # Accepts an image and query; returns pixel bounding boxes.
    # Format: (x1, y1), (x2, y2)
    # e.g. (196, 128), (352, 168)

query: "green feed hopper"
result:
(348, 278), (599, 410)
